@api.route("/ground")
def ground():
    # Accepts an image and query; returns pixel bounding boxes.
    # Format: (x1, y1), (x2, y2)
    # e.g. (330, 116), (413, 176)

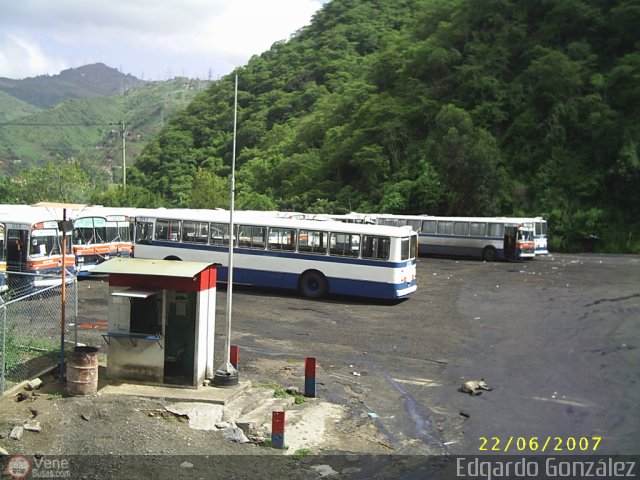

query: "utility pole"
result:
(121, 121), (127, 190)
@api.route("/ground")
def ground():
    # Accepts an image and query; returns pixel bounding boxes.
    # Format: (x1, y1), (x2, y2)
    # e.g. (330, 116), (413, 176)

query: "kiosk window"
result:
(130, 294), (162, 335)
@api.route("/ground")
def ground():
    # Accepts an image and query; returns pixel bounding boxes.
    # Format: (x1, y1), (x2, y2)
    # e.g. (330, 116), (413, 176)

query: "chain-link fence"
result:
(0, 272), (78, 394)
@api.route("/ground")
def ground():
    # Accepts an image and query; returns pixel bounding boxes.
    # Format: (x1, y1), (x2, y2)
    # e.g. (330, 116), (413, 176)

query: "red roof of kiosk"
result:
(92, 258), (217, 292)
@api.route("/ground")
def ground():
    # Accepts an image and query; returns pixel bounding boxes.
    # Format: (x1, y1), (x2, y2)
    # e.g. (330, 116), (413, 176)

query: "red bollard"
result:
(271, 411), (285, 449)
(230, 345), (239, 369)
(304, 357), (316, 397)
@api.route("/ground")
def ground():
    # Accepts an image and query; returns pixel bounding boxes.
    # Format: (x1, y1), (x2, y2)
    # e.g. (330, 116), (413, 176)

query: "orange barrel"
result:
(67, 346), (99, 396)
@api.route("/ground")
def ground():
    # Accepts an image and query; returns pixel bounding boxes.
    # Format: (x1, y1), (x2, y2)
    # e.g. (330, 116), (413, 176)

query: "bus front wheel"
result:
(299, 270), (328, 299)
(482, 246), (497, 262)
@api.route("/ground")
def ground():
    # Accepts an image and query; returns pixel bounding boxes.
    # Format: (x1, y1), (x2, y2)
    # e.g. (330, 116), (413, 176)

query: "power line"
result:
(0, 122), (123, 127)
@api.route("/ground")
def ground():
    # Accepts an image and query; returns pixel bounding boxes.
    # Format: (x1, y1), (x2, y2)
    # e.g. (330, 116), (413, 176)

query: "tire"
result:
(164, 256), (182, 261)
(299, 270), (328, 299)
(482, 246), (497, 262)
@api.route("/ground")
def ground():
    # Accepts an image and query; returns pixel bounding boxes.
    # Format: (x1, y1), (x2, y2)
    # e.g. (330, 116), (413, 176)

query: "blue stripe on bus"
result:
(419, 243), (507, 259)
(212, 265), (416, 300)
(149, 240), (414, 268)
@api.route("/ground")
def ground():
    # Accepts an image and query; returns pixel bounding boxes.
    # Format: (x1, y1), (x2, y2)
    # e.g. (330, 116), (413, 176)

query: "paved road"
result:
(76, 253), (640, 456)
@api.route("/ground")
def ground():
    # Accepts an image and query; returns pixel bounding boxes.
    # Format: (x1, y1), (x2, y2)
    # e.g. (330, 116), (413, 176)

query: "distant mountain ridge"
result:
(0, 75), (210, 178)
(0, 63), (143, 109)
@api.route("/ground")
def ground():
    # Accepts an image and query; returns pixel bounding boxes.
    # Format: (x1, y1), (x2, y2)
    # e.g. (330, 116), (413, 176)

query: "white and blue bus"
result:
(374, 214), (536, 261)
(132, 209), (418, 300)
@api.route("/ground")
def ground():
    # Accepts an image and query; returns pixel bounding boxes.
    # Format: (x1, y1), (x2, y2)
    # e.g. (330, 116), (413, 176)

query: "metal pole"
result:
(213, 74), (239, 387)
(74, 276), (78, 347)
(59, 209), (67, 379)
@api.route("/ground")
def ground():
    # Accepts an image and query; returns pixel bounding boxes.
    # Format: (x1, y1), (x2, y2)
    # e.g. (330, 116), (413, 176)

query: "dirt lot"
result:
(0, 253), (638, 478)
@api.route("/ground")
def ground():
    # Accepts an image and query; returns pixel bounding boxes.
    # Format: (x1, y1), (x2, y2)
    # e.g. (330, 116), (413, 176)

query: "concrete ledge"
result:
(99, 381), (251, 405)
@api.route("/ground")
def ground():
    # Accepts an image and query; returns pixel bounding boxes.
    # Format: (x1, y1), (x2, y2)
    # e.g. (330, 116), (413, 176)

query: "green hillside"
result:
(130, 0), (640, 252)
(0, 92), (40, 121)
(0, 78), (210, 181)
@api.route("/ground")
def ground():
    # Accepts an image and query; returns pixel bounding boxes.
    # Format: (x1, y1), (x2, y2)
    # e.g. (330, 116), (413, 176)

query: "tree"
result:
(426, 104), (506, 215)
(189, 169), (229, 209)
(13, 157), (92, 204)
(89, 185), (164, 208)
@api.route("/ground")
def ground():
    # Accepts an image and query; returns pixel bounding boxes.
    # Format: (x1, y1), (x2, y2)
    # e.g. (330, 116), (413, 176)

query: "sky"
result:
(0, 0), (327, 81)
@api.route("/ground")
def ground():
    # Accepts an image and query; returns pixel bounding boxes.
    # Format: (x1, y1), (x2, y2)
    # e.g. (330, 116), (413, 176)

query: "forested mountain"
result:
(3, 0), (638, 252)
(0, 63), (142, 109)
(129, 0), (640, 252)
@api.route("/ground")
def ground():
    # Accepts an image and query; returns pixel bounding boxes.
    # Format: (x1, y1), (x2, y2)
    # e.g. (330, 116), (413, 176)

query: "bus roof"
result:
(0, 205), (69, 225)
(134, 208), (416, 238)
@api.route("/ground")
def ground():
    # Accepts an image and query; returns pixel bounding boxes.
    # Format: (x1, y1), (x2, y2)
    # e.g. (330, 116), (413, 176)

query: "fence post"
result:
(1, 305), (6, 395)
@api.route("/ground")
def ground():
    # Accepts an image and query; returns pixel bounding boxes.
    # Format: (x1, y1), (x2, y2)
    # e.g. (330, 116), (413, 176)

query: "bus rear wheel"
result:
(299, 270), (328, 299)
(482, 246), (497, 262)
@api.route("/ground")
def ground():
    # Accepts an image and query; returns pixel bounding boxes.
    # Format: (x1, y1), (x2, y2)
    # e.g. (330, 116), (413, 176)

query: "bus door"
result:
(6, 228), (28, 272)
(503, 225), (517, 260)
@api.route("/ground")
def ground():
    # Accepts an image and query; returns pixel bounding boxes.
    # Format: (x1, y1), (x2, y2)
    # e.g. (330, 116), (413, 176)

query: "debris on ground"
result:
(222, 427), (250, 444)
(9, 426), (24, 440)
(23, 421), (41, 432)
(26, 378), (44, 391)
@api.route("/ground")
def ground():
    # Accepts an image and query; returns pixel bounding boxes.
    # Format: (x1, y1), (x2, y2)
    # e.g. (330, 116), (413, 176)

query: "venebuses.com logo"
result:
(6, 456), (30, 479)
(5, 456), (71, 478)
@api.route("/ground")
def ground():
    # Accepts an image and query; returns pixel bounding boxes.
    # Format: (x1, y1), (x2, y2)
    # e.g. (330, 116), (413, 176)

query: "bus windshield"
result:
(106, 221), (131, 242)
(30, 229), (61, 257)
(518, 229), (533, 242)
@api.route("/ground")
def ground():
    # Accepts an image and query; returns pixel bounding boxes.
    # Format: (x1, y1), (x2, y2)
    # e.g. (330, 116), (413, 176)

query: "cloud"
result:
(0, 34), (68, 79)
(0, 0), (325, 79)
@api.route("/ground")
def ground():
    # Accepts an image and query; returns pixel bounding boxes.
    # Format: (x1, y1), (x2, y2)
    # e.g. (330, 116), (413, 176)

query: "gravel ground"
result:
(1, 253), (638, 479)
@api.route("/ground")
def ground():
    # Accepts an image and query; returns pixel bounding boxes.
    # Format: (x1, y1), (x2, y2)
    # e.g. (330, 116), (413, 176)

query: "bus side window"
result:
(488, 223), (504, 237)
(238, 225), (266, 249)
(330, 233), (360, 257)
(453, 222), (469, 236)
(155, 220), (168, 240)
(299, 230), (327, 254)
(406, 220), (421, 232)
(210, 222), (231, 246)
(421, 220), (437, 234)
(182, 221), (194, 242)
(268, 228), (296, 251)
(437, 221), (453, 235)
(362, 236), (390, 260)
(470, 222), (487, 237)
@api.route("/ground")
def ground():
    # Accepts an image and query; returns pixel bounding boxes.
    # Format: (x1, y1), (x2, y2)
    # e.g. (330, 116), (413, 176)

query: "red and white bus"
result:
(71, 207), (134, 276)
(0, 205), (76, 289)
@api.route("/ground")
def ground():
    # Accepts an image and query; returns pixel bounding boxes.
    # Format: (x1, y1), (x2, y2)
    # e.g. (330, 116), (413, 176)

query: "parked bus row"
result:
(0, 204), (547, 299)
(0, 205), (418, 300)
